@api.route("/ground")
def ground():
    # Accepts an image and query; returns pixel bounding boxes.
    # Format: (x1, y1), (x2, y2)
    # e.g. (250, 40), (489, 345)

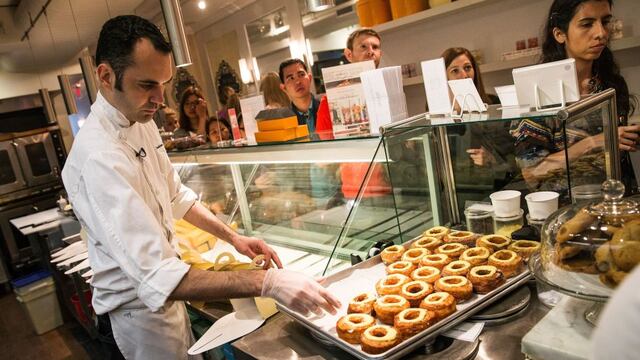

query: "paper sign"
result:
(421, 58), (451, 114)
(228, 108), (242, 140)
(322, 61), (376, 137)
(443, 321), (485, 342)
(239, 95), (265, 143)
(495, 85), (519, 107)
(448, 78), (487, 113)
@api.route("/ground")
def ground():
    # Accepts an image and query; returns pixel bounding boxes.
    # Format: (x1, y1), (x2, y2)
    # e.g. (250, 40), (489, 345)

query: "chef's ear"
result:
(96, 63), (116, 90)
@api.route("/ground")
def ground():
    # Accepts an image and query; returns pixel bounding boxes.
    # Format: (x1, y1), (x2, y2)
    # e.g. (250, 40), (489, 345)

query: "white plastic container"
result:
(525, 191), (559, 220)
(14, 276), (63, 335)
(490, 190), (522, 217)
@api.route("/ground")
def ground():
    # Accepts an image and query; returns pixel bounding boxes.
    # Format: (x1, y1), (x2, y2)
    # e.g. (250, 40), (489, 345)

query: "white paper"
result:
(443, 321), (485, 342)
(65, 258), (91, 274)
(422, 58), (451, 115)
(448, 78), (487, 113)
(239, 95), (265, 143)
(360, 66), (408, 135)
(495, 85), (519, 107)
(56, 251), (88, 267)
(188, 310), (265, 355)
(322, 61), (376, 137)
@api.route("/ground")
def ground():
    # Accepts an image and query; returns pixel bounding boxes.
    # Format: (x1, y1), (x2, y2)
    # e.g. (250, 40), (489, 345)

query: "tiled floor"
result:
(0, 292), (89, 360)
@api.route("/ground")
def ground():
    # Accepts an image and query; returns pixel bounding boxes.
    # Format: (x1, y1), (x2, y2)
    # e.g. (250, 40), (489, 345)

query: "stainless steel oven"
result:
(14, 132), (61, 187)
(0, 140), (27, 195)
(0, 128), (65, 197)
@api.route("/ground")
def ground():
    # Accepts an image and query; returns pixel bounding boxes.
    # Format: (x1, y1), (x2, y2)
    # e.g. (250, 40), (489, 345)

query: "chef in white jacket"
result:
(62, 15), (340, 360)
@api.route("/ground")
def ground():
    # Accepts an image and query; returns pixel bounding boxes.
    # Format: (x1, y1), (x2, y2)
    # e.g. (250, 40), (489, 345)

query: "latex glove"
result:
(231, 235), (283, 269)
(261, 268), (342, 316)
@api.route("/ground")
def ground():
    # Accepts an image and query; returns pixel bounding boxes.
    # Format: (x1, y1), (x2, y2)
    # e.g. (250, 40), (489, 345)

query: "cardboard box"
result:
(255, 125), (309, 143)
(257, 115), (299, 131)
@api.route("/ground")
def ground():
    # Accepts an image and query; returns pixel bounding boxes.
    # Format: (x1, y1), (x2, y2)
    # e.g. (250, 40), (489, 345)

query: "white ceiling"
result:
(0, 0), (256, 73)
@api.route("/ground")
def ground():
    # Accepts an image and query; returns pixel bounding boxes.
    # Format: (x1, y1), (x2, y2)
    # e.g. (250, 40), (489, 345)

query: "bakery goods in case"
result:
(435, 275), (473, 302)
(488, 250), (523, 278)
(460, 247), (491, 266)
(336, 313), (376, 344)
(411, 266), (441, 284)
(381, 245), (406, 265)
(401, 248), (430, 265)
(435, 243), (468, 259)
(374, 295), (409, 325)
(467, 265), (505, 294)
(394, 308), (434, 340)
(508, 240), (541, 261)
(360, 325), (399, 354)
(424, 226), (450, 240)
(348, 292), (376, 315)
(477, 234), (511, 252)
(400, 280), (433, 307)
(420, 253), (452, 269)
(444, 230), (479, 247)
(376, 274), (411, 296)
(386, 261), (416, 277)
(420, 292), (457, 321)
(442, 260), (472, 277)
(412, 236), (442, 251)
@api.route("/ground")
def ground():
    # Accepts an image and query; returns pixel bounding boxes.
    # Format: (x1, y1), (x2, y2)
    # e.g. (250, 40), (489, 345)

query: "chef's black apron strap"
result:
(96, 313), (126, 360)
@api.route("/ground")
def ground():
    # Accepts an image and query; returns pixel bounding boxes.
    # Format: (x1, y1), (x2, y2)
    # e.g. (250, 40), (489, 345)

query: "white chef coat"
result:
(62, 92), (199, 359)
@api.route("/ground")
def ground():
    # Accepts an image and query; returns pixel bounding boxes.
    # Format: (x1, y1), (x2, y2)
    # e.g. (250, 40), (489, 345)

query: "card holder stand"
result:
(451, 93), (485, 119)
(534, 80), (566, 112)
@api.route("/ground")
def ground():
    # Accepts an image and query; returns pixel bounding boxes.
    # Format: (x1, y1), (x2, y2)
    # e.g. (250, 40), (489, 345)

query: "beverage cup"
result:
(525, 191), (559, 220)
(490, 190), (521, 217)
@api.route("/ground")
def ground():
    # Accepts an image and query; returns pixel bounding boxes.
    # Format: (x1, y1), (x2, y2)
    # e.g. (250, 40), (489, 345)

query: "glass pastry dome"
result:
(531, 179), (640, 302)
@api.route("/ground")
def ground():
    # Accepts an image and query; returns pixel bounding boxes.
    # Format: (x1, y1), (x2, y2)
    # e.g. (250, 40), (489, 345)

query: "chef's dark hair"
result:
(542, 0), (634, 120)
(95, 15), (172, 91)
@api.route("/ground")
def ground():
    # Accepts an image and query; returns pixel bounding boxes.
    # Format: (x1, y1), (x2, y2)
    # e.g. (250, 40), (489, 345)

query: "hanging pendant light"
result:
(307, 0), (336, 12)
(58, 74), (78, 115)
(160, 0), (192, 67)
(79, 49), (98, 104)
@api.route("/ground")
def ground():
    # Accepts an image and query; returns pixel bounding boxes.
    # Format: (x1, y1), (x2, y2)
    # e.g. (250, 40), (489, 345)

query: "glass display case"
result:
(169, 89), (620, 277)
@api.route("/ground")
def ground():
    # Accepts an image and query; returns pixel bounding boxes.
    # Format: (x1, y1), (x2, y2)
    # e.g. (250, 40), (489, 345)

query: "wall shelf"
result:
(401, 35), (640, 87)
(373, 0), (502, 34)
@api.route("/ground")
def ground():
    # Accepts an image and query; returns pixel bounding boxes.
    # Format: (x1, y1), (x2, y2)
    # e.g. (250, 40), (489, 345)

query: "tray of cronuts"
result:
(277, 226), (538, 360)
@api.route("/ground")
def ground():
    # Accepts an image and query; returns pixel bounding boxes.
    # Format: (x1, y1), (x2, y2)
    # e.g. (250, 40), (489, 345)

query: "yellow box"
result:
(257, 116), (299, 131)
(255, 125), (309, 143)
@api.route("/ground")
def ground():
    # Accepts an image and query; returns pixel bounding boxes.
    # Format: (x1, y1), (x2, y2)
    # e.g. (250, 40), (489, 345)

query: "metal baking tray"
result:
(277, 240), (533, 360)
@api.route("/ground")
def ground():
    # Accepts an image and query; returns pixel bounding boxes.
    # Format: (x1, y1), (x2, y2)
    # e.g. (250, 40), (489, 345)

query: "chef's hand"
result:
(231, 235), (283, 269)
(261, 268), (342, 316)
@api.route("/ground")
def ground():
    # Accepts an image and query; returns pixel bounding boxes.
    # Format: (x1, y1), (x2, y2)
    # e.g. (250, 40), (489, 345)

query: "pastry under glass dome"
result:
(530, 179), (640, 302)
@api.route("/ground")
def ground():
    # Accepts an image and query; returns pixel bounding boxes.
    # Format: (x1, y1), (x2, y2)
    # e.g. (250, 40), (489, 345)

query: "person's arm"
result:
(521, 125), (639, 184)
(182, 202), (283, 268)
(195, 98), (208, 136)
(170, 267), (265, 301)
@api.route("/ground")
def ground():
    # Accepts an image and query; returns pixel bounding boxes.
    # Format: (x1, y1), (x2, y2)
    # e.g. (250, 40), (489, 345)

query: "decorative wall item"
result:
(173, 67), (201, 103)
(215, 60), (241, 105)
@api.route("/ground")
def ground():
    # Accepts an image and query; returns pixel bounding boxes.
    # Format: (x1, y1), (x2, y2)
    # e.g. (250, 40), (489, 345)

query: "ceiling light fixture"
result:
(307, 0), (335, 12)
(197, 1), (206, 10)
(160, 0), (192, 67)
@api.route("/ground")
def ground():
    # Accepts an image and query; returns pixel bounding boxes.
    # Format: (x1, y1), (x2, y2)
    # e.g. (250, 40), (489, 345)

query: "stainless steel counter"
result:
(214, 282), (549, 360)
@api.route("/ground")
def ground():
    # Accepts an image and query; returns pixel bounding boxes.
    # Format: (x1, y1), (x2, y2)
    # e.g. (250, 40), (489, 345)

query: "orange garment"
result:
(316, 96), (334, 140)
